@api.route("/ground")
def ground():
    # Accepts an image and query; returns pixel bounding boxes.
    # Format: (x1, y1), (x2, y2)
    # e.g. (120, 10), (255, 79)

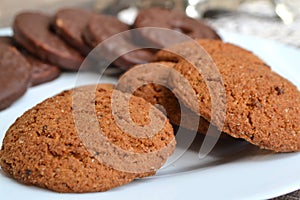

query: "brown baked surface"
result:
(156, 39), (300, 152)
(0, 84), (175, 193)
(117, 61), (215, 135)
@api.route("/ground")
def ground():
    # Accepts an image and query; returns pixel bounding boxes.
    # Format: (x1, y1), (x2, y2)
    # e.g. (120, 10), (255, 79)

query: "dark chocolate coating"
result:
(25, 53), (61, 86)
(1, 36), (60, 86)
(13, 12), (84, 71)
(133, 8), (221, 48)
(0, 43), (31, 110)
(83, 14), (154, 70)
(53, 8), (93, 56)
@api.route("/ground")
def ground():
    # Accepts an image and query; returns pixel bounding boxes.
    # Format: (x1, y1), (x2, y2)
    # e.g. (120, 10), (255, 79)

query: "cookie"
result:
(0, 42), (31, 110)
(13, 12), (84, 71)
(0, 36), (61, 86)
(24, 52), (61, 86)
(158, 39), (300, 152)
(53, 8), (93, 55)
(133, 8), (221, 48)
(83, 14), (154, 70)
(0, 84), (175, 192)
(117, 61), (222, 136)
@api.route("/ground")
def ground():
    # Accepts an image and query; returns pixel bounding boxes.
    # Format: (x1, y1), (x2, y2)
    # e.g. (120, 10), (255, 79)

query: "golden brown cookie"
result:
(0, 84), (175, 193)
(155, 39), (267, 65)
(117, 61), (216, 135)
(156, 39), (300, 152)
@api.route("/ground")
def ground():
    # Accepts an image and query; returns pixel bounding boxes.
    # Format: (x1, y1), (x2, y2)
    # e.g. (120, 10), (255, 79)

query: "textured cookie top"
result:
(117, 61), (211, 134)
(155, 39), (266, 65)
(0, 84), (175, 193)
(157, 39), (300, 152)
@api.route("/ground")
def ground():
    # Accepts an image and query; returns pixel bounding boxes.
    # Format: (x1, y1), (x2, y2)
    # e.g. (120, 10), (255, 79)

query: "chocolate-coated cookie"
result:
(0, 84), (175, 192)
(0, 42), (31, 110)
(53, 8), (93, 55)
(25, 53), (61, 86)
(1, 36), (61, 86)
(13, 12), (84, 71)
(133, 8), (221, 48)
(83, 14), (154, 70)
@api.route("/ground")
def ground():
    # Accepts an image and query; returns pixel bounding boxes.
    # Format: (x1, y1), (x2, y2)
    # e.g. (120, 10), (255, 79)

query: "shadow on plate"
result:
(153, 126), (296, 177)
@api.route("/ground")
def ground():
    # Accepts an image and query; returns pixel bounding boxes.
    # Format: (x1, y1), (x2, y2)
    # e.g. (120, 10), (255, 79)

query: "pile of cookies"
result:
(0, 7), (220, 110)
(1, 6), (300, 194)
(119, 39), (300, 153)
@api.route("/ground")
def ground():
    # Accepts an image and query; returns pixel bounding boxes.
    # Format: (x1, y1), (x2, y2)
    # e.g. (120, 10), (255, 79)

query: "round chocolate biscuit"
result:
(0, 42), (31, 110)
(0, 36), (61, 86)
(83, 14), (154, 70)
(133, 8), (221, 48)
(0, 84), (175, 192)
(13, 12), (84, 71)
(160, 39), (300, 152)
(24, 53), (61, 86)
(53, 8), (93, 55)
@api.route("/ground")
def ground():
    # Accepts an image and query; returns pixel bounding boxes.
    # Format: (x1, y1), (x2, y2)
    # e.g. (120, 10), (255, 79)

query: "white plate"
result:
(0, 27), (300, 200)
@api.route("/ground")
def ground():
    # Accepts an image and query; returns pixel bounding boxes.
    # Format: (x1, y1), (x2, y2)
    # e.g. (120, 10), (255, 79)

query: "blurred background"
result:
(0, 0), (95, 26)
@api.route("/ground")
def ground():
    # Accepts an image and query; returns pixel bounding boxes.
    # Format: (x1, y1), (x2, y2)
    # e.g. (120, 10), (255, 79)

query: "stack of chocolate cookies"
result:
(0, 7), (220, 110)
